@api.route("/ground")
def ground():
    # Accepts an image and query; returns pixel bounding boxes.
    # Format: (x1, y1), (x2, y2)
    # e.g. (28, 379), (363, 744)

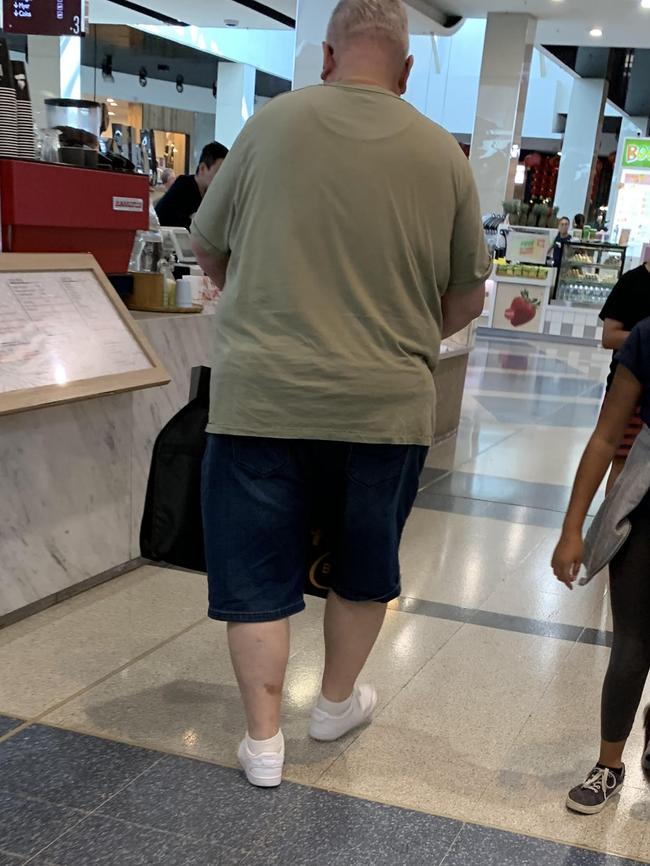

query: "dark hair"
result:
(574, 213), (585, 229)
(559, 216), (570, 223)
(196, 141), (229, 173)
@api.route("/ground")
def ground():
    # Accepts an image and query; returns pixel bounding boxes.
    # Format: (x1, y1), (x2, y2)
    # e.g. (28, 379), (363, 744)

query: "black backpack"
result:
(140, 366), (331, 597)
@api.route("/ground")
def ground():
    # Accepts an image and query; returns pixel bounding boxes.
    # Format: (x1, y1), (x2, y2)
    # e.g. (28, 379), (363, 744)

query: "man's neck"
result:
(328, 72), (398, 95)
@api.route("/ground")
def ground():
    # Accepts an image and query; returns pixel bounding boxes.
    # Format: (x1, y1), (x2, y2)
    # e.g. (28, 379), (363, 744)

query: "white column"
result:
(554, 78), (608, 221)
(293, 0), (338, 90)
(215, 62), (255, 149)
(607, 115), (648, 230)
(27, 36), (81, 128)
(469, 13), (536, 215)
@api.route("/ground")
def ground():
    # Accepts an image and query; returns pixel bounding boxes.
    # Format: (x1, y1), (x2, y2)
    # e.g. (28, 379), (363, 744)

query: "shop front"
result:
(479, 224), (628, 344)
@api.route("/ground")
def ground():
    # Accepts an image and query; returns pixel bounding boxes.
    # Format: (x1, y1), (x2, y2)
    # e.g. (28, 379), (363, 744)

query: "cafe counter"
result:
(1, 303), (471, 625)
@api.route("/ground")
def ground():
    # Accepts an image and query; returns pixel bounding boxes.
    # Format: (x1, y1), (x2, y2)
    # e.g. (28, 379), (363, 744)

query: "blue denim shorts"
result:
(201, 434), (428, 623)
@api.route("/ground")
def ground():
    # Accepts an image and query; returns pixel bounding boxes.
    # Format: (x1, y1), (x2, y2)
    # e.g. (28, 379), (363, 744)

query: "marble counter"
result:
(1, 306), (468, 624)
(0, 308), (216, 624)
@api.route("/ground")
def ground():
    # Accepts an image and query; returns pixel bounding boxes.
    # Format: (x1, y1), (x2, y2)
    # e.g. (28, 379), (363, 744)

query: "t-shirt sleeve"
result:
(191, 144), (242, 255)
(616, 322), (649, 386)
(447, 159), (492, 294)
(599, 273), (633, 324)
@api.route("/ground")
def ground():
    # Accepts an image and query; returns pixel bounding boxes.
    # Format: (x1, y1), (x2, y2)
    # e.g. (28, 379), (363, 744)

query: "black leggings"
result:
(601, 493), (650, 743)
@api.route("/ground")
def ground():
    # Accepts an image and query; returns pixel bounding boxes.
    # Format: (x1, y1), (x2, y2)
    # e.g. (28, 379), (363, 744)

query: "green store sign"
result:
(622, 138), (650, 169)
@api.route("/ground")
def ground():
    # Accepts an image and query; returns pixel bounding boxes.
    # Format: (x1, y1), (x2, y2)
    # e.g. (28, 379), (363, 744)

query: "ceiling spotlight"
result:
(108, 111), (115, 116)
(590, 27), (603, 37)
(139, 67), (148, 87)
(224, 18), (239, 27)
(101, 54), (114, 82)
(176, 74), (184, 94)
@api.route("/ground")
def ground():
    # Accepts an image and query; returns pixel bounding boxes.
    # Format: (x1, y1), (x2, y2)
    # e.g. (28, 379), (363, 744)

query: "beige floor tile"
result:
(480, 637), (650, 852)
(463, 426), (595, 488)
(510, 539), (614, 632)
(516, 642), (650, 792)
(400, 508), (548, 609)
(376, 625), (572, 744)
(42, 598), (460, 786)
(317, 625), (574, 818)
(473, 709), (650, 859)
(316, 720), (495, 818)
(425, 418), (518, 474)
(0, 566), (208, 718)
(480, 572), (609, 629)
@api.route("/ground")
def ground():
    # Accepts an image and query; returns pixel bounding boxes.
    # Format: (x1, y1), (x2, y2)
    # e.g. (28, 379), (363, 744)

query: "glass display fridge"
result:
(553, 241), (627, 307)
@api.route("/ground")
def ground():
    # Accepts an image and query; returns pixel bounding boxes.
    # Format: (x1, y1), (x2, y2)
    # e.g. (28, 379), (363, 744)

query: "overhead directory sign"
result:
(2, 0), (85, 36)
(621, 138), (650, 171)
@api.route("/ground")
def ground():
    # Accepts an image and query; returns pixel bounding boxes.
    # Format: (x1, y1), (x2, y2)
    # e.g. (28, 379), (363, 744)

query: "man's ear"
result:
(399, 55), (414, 95)
(321, 41), (336, 82)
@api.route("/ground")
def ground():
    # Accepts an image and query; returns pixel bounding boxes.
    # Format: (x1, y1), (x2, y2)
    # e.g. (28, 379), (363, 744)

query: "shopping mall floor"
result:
(2, 334), (650, 866)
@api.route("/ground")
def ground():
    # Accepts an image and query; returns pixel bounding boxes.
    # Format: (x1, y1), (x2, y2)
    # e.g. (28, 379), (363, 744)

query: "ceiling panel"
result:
(430, 0), (650, 47)
(91, 0), (650, 47)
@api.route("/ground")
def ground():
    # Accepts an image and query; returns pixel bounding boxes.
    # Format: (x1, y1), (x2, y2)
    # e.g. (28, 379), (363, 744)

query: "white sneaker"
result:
(309, 684), (378, 742)
(237, 737), (284, 788)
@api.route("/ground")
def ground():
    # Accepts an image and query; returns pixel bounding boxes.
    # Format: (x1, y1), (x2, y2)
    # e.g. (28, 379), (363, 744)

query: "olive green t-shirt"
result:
(192, 83), (490, 445)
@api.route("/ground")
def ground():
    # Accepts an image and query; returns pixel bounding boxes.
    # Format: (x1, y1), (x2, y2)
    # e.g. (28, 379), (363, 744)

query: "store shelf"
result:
(562, 261), (622, 270)
(557, 284), (613, 290)
(493, 274), (552, 286)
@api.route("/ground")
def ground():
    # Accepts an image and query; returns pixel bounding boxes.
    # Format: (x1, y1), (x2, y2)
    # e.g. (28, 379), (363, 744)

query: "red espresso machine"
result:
(0, 159), (149, 273)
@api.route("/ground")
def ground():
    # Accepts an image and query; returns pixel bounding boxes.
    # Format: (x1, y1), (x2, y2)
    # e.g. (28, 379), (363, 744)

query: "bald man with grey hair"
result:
(192, 0), (490, 788)
(327, 0), (410, 56)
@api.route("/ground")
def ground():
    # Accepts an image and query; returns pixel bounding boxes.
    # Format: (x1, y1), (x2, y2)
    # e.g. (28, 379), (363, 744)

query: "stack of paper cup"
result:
(0, 40), (18, 158)
(12, 61), (35, 159)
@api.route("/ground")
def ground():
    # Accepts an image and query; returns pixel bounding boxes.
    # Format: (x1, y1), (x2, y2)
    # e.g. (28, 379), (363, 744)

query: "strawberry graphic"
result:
(505, 289), (540, 327)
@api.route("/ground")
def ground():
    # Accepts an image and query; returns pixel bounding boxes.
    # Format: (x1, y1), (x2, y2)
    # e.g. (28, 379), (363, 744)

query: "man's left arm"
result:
(190, 137), (243, 289)
(192, 241), (230, 290)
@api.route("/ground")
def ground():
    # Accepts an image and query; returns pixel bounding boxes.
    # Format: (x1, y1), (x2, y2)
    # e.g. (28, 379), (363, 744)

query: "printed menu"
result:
(0, 270), (153, 395)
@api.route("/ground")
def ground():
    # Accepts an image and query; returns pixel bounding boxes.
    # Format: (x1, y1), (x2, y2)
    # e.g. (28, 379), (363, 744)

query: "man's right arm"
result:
(442, 157), (492, 339)
(441, 283), (486, 338)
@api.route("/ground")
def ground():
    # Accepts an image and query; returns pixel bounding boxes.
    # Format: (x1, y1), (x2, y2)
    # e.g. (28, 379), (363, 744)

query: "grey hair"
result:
(327, 0), (409, 58)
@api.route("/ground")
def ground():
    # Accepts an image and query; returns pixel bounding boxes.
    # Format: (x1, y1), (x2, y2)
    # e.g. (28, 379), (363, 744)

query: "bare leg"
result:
(606, 457), (626, 495)
(599, 739), (626, 769)
(228, 619), (290, 740)
(321, 592), (387, 702)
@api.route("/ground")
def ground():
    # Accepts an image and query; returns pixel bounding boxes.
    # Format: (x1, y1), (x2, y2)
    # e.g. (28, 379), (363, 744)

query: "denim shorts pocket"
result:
(346, 444), (409, 488)
(231, 436), (289, 478)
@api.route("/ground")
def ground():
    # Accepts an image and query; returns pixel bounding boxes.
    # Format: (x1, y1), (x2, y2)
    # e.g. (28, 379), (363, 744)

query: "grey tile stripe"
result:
(418, 469), (601, 520)
(153, 560), (611, 648)
(393, 596), (612, 648)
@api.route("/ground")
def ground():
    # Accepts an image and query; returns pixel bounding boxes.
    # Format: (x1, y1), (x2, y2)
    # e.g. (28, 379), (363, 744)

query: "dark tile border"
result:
(393, 596), (611, 648)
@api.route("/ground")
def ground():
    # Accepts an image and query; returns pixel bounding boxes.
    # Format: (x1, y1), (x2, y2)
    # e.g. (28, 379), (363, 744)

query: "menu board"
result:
(0, 254), (169, 415)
